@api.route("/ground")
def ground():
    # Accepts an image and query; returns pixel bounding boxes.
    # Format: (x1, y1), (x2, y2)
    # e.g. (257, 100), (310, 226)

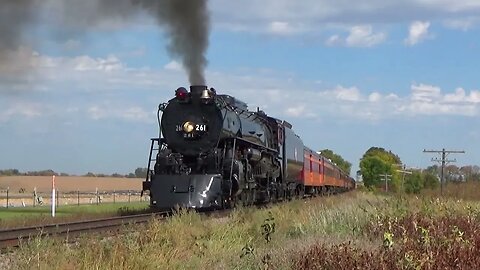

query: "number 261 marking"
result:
(195, 124), (207, 131)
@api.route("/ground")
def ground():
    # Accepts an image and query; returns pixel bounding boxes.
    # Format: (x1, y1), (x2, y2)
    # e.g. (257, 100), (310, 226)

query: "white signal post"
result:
(52, 175), (56, 217)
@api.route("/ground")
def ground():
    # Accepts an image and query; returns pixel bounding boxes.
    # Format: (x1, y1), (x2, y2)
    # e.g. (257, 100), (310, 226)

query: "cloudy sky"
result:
(1, 0), (479, 175)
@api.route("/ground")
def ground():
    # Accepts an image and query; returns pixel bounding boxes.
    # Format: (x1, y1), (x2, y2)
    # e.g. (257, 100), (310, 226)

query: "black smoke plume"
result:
(136, 0), (210, 85)
(0, 0), (210, 85)
(0, 0), (37, 65)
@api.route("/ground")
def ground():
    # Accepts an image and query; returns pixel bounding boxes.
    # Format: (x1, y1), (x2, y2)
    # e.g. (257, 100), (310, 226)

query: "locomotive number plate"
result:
(195, 124), (207, 132)
(175, 123), (208, 133)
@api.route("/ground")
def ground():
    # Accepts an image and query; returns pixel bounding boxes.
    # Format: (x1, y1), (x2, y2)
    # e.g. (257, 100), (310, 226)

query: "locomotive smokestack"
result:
(190, 85), (208, 95)
(190, 85), (208, 100)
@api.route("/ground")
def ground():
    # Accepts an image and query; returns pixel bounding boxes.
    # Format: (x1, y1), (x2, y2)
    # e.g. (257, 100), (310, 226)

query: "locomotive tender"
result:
(143, 85), (355, 209)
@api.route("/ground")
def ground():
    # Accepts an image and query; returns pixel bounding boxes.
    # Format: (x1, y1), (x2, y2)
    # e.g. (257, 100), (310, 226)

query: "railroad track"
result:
(0, 196), (331, 250)
(0, 213), (166, 249)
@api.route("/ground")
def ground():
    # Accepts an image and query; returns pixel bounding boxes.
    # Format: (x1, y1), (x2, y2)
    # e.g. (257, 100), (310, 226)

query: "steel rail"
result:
(0, 212), (166, 249)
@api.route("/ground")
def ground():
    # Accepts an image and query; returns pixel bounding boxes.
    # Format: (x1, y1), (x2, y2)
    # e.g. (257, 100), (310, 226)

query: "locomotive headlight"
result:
(183, 121), (195, 133)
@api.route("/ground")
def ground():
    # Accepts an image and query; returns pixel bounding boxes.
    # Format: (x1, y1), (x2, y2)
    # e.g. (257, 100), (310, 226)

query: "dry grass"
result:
(7, 182), (480, 269)
(422, 181), (480, 201)
(295, 208), (480, 269)
(9, 192), (371, 269)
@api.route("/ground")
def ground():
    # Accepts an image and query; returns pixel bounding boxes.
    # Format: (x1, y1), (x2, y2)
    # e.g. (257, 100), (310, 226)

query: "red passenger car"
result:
(299, 148), (355, 195)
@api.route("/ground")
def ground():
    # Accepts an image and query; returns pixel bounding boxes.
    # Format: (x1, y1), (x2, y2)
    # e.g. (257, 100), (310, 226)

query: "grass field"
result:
(5, 182), (480, 269)
(0, 202), (149, 229)
(0, 176), (148, 229)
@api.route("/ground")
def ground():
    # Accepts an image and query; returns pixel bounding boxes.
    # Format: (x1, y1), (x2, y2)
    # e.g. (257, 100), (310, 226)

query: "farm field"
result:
(0, 176), (143, 193)
(0, 176), (148, 228)
(6, 182), (480, 269)
(0, 176), (144, 208)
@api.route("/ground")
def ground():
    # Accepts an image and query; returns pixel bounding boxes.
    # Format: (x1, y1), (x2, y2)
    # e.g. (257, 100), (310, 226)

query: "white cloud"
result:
(325, 34), (343, 46)
(87, 104), (152, 123)
(267, 21), (307, 35)
(403, 83), (480, 116)
(406, 102), (476, 116)
(285, 105), (306, 117)
(269, 22), (292, 35)
(122, 107), (151, 122)
(2, 50), (480, 127)
(232, 80), (480, 121)
(444, 87), (480, 103)
(325, 25), (386, 48)
(411, 83), (441, 102)
(0, 102), (46, 122)
(164, 60), (183, 72)
(405, 21), (431, 46)
(369, 92), (382, 102)
(443, 18), (477, 31)
(444, 87), (466, 102)
(331, 85), (362, 101)
(212, 1), (480, 34)
(73, 55), (123, 72)
(0, 48), (125, 75)
(345, 25), (386, 47)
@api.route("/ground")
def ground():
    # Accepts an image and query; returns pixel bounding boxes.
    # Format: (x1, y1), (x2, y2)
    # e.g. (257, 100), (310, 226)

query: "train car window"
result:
(309, 154), (312, 172)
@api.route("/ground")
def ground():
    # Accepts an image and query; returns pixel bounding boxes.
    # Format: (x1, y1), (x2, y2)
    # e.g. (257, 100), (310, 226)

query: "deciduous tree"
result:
(319, 149), (352, 175)
(404, 171), (424, 194)
(359, 147), (402, 191)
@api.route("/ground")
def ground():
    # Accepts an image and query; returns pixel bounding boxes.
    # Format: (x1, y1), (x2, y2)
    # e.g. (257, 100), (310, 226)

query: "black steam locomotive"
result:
(143, 85), (353, 209)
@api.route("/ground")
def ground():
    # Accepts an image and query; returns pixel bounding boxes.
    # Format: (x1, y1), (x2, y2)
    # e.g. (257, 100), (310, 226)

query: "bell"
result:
(200, 89), (211, 101)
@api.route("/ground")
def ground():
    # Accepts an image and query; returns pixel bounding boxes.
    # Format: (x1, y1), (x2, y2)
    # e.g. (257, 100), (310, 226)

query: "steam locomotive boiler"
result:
(143, 85), (354, 210)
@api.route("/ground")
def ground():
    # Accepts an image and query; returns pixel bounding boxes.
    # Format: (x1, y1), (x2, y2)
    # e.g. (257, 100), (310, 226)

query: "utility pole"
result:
(396, 164), (413, 192)
(423, 148), (465, 195)
(380, 173), (392, 192)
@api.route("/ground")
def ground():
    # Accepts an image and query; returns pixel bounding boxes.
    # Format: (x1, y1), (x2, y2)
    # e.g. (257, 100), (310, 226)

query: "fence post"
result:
(96, 188), (99, 205)
(33, 187), (37, 207)
(56, 190), (59, 208)
(77, 190), (80, 206)
(128, 190), (131, 203)
(113, 190), (116, 204)
(6, 187), (9, 209)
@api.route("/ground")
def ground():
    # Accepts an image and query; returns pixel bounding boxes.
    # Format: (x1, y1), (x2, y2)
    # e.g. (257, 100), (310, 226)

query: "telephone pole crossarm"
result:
(380, 173), (392, 192)
(423, 148), (465, 195)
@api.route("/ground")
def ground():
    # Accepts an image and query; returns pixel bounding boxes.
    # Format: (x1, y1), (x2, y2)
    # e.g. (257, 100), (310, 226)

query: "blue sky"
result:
(1, 0), (479, 175)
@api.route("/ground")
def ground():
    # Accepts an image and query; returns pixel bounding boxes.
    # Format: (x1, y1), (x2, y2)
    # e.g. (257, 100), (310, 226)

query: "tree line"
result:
(359, 146), (480, 194)
(0, 168), (148, 179)
(3, 146), (477, 195)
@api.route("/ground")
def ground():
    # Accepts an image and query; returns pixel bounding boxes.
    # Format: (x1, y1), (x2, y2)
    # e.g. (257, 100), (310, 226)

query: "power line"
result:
(423, 148), (465, 195)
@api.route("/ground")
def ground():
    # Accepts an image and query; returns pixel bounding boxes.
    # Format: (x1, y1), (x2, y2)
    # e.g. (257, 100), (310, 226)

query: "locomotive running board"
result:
(228, 136), (278, 153)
